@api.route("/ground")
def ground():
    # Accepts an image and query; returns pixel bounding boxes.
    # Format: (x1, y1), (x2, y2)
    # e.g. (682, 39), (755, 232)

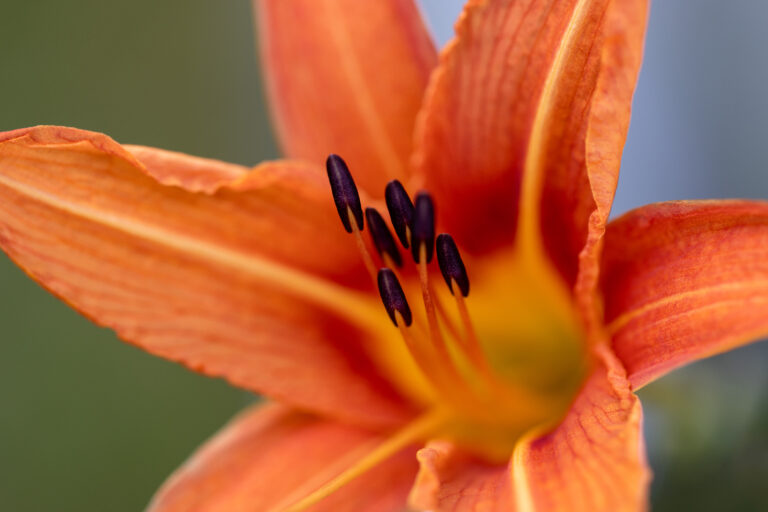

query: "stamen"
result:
(380, 272), (475, 412)
(433, 245), (550, 416)
(377, 269), (412, 327)
(408, 193), (469, 392)
(416, 245), (447, 359)
(411, 193), (440, 340)
(385, 179), (414, 248)
(326, 154), (363, 233)
(322, 164), (532, 420)
(429, 232), (468, 343)
(434, 236), (499, 390)
(411, 192), (435, 263)
(365, 208), (402, 267)
(436, 234), (470, 297)
(417, 225), (498, 406)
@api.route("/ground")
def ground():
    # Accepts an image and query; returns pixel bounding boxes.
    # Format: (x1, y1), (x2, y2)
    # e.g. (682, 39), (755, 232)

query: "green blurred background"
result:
(1, 1), (766, 510)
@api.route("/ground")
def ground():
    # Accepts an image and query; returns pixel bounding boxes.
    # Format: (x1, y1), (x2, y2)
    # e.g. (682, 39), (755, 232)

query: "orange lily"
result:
(2, 0), (767, 510)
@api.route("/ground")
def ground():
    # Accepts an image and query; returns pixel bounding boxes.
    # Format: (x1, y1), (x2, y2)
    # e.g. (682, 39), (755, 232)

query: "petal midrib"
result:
(0, 171), (382, 330)
(517, 0), (600, 258)
(606, 280), (768, 335)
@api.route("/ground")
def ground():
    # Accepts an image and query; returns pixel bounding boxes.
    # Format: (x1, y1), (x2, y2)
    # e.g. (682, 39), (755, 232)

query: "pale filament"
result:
(452, 279), (491, 374)
(347, 206), (378, 281)
(416, 243), (465, 385)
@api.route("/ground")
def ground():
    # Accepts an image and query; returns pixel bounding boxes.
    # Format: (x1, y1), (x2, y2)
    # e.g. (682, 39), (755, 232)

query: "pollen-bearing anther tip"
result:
(377, 268), (412, 327)
(365, 208), (402, 267)
(326, 154), (364, 233)
(411, 192), (435, 263)
(384, 180), (414, 248)
(436, 234), (470, 297)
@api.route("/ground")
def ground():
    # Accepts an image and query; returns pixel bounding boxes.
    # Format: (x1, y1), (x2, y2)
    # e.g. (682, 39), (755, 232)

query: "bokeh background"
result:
(2, 1), (767, 510)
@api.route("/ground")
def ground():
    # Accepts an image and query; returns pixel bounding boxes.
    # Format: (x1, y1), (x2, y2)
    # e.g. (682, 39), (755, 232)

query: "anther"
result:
(377, 269), (412, 327)
(411, 192), (435, 263)
(436, 234), (470, 297)
(365, 208), (402, 267)
(326, 154), (363, 233)
(385, 180), (414, 248)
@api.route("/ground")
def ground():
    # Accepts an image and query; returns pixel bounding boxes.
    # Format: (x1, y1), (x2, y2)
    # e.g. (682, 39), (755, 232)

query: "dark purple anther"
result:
(384, 180), (414, 248)
(326, 154), (363, 233)
(365, 208), (402, 267)
(377, 269), (412, 327)
(411, 192), (435, 263)
(436, 234), (470, 297)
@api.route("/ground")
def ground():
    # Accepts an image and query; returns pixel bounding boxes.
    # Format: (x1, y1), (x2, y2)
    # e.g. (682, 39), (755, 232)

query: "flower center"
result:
(326, 154), (587, 462)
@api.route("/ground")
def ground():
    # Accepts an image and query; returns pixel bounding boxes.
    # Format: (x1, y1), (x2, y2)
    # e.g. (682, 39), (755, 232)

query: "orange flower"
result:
(1, 0), (767, 510)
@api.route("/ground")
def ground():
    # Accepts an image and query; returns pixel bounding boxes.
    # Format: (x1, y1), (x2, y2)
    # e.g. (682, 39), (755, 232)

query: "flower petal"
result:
(124, 144), (248, 193)
(412, 0), (647, 286)
(0, 126), (412, 426)
(512, 345), (650, 512)
(409, 440), (513, 511)
(407, 348), (650, 512)
(148, 402), (419, 512)
(255, 0), (437, 194)
(601, 200), (768, 389)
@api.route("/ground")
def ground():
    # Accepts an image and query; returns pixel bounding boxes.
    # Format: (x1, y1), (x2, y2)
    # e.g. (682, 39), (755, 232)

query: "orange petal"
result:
(407, 348), (650, 512)
(148, 402), (419, 512)
(512, 345), (651, 512)
(409, 440), (513, 511)
(602, 200), (768, 389)
(0, 125), (412, 426)
(412, 0), (647, 287)
(124, 144), (249, 193)
(255, 0), (437, 194)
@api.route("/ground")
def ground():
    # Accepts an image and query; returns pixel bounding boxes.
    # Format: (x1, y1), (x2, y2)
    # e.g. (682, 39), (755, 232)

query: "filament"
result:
(396, 312), (460, 400)
(452, 281), (490, 373)
(417, 244), (462, 383)
(430, 283), (463, 344)
(347, 206), (378, 281)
